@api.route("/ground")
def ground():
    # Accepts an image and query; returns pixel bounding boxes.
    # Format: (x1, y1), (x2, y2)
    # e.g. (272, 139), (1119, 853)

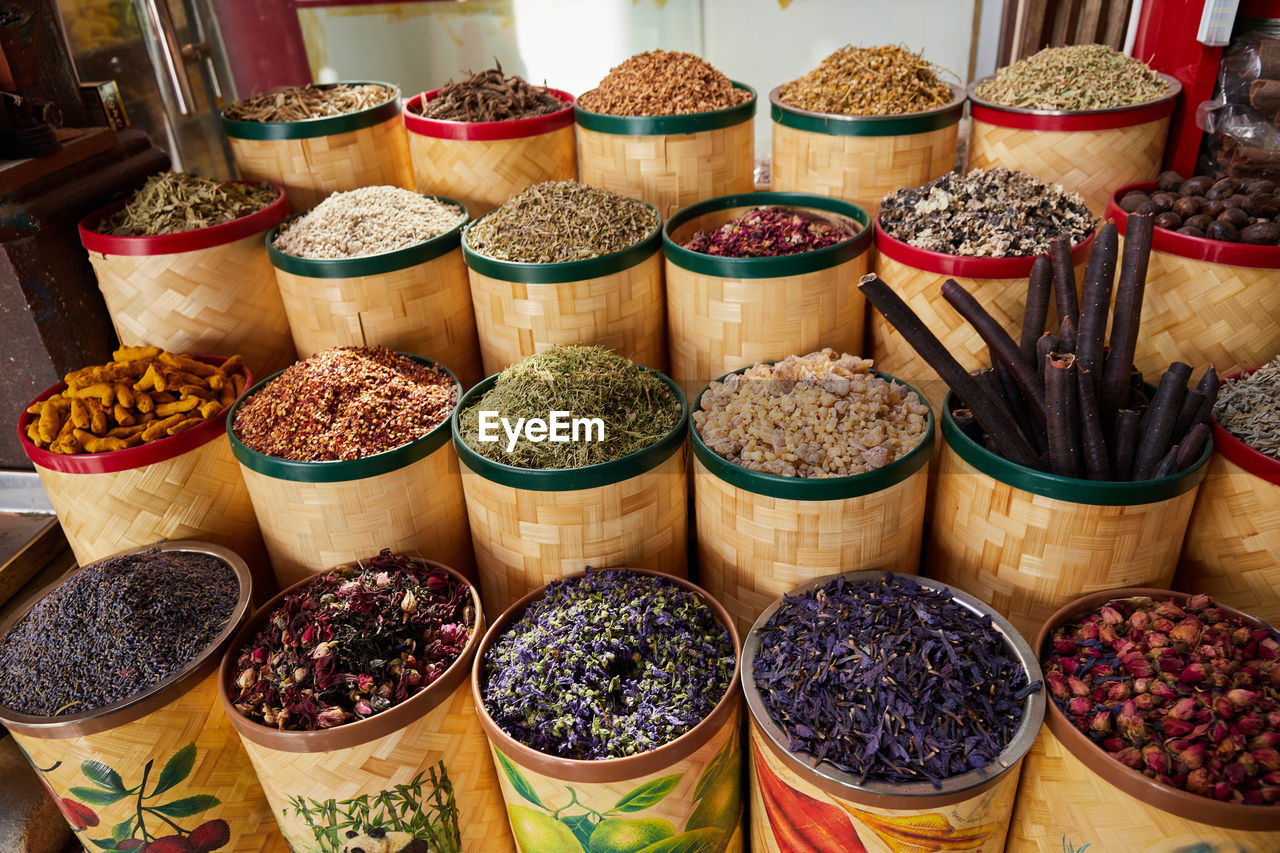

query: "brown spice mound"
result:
(224, 83), (394, 122)
(778, 44), (954, 116)
(233, 346), (456, 461)
(414, 64), (563, 122)
(577, 50), (750, 117)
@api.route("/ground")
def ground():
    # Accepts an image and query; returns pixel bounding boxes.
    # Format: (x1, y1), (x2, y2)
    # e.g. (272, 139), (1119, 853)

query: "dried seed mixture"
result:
(577, 50), (751, 116)
(975, 44), (1167, 111)
(414, 63), (562, 122)
(272, 187), (465, 259)
(778, 44), (954, 116)
(1214, 356), (1280, 460)
(695, 349), (928, 478)
(224, 83), (394, 122)
(233, 346), (456, 461)
(682, 206), (856, 258)
(879, 168), (1095, 257)
(97, 172), (276, 236)
(0, 548), (237, 717)
(465, 181), (657, 263)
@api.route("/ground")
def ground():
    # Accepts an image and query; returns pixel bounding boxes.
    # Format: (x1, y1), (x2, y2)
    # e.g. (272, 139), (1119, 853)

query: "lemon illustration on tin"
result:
(588, 817), (675, 853)
(508, 805), (585, 853)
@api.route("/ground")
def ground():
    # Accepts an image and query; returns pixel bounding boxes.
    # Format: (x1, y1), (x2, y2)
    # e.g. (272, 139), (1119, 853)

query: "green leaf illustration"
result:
(69, 786), (128, 806)
(560, 813), (595, 850)
(110, 818), (133, 842)
(150, 743), (196, 798)
(612, 774), (682, 813)
(150, 794), (221, 817)
(81, 760), (125, 793)
(692, 734), (737, 803)
(88, 837), (118, 850)
(493, 748), (544, 808)
(633, 828), (722, 853)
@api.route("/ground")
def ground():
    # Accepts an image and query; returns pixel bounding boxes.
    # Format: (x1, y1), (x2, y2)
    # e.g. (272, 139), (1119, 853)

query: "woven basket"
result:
(927, 399), (1211, 642)
(462, 206), (667, 377)
(692, 366), (934, 636)
(403, 89), (577, 217)
(1176, 403), (1280, 626)
(0, 542), (287, 852)
(769, 84), (964, 215)
(576, 83), (756, 219)
(664, 192), (872, 390)
(1007, 589), (1280, 850)
(743, 571), (1045, 853)
(967, 74), (1181, 218)
(222, 83), (413, 212)
(79, 185), (296, 379)
(218, 559), (514, 853)
(473, 568), (745, 853)
(227, 355), (475, 589)
(452, 370), (688, 620)
(1107, 183), (1280, 379)
(870, 221), (1095, 414)
(268, 200), (484, 388)
(17, 355), (275, 602)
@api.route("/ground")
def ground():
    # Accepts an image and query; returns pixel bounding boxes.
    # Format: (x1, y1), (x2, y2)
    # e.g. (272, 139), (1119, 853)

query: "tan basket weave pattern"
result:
(90, 233), (297, 378)
(666, 257), (868, 389)
(15, 672), (287, 852)
(461, 448), (688, 619)
(274, 247), (484, 387)
(238, 443), (475, 589)
(577, 122), (754, 220)
(927, 437), (1199, 641)
(228, 115), (414, 212)
(408, 126), (577, 217)
(1008, 723), (1280, 851)
(968, 117), (1171, 219)
(467, 252), (668, 377)
(771, 122), (958, 215)
(694, 455), (927, 636)
(1176, 453), (1280, 625)
(240, 676), (513, 852)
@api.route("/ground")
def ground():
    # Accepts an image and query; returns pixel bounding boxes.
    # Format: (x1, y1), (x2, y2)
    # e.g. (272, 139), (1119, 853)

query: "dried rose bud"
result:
(1149, 631), (1171, 647)
(1100, 623), (1120, 645)
(1213, 695), (1237, 720)
(1167, 696), (1197, 721)
(1255, 748), (1280, 772)
(1266, 771), (1280, 785)
(1107, 681), (1132, 702)
(1224, 760), (1249, 786)
(1208, 719), (1231, 744)
(355, 673), (374, 692)
(1118, 701), (1149, 744)
(1130, 610), (1151, 630)
(1100, 605), (1124, 625)
(1163, 718), (1195, 738)
(1170, 618), (1203, 646)
(1217, 735), (1239, 759)
(1179, 663), (1208, 684)
(1132, 693), (1158, 711)
(1249, 732), (1280, 750)
(1176, 743), (1209, 771)
(1114, 746), (1144, 769)
(1079, 622), (1100, 641)
(1156, 600), (1187, 620)
(1121, 652), (1154, 678)
(400, 589), (417, 614)
(1186, 594), (1212, 612)
(354, 700), (373, 716)
(1048, 672), (1069, 699)
(1054, 638), (1078, 657)
(1142, 744), (1171, 774)
(316, 706), (347, 728)
(1102, 736), (1126, 753)
(1213, 781), (1235, 802)
(375, 571), (391, 587)
(1067, 697), (1091, 716)
(1090, 710), (1112, 734)
(236, 667), (257, 690)
(1227, 688), (1259, 708)
(1149, 681), (1176, 701)
(1186, 767), (1215, 796)
(1160, 655), (1186, 675)
(1068, 676), (1091, 696)
(1260, 786), (1280, 804)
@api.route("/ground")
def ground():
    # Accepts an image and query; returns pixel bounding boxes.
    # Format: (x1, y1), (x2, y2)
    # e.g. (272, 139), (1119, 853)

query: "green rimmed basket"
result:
(267, 199), (484, 388)
(222, 81), (414, 212)
(461, 204), (668, 376)
(575, 82), (757, 219)
(226, 354), (476, 589)
(663, 191), (873, 389)
(926, 392), (1212, 641)
(451, 367), (689, 619)
(691, 364), (934, 635)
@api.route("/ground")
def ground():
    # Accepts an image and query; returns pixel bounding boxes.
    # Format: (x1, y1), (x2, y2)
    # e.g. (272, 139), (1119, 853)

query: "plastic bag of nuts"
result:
(1117, 171), (1280, 245)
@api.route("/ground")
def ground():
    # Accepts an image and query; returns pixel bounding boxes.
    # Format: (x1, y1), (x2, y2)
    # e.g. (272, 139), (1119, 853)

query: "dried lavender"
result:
(97, 172), (276, 237)
(879, 168), (1095, 257)
(1045, 594), (1280, 804)
(415, 63), (563, 122)
(752, 574), (1041, 787)
(230, 550), (473, 731)
(481, 569), (735, 760)
(0, 549), (237, 717)
(577, 50), (750, 117)
(681, 206), (857, 258)
(1214, 357), (1280, 459)
(975, 44), (1167, 111)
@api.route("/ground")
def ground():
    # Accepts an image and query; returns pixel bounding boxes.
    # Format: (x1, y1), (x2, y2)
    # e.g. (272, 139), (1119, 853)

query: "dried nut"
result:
(1205, 220), (1239, 242)
(1172, 196), (1202, 218)
(1119, 191), (1151, 213)
(1243, 178), (1276, 195)
(1156, 170), (1185, 192)
(1154, 211), (1183, 230)
(1179, 176), (1214, 196)
(1219, 207), (1250, 228)
(1177, 225), (1206, 238)
(1243, 192), (1280, 218)
(1206, 177), (1241, 200)
(1240, 222), (1280, 245)
(1222, 194), (1247, 209)
(1149, 192), (1178, 213)
(1184, 214), (1214, 232)
(1202, 199), (1227, 218)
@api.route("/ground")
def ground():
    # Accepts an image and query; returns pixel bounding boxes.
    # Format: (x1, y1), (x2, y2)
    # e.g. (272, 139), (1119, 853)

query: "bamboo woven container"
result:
(473, 568), (745, 853)
(268, 199), (484, 388)
(462, 204), (667, 376)
(967, 74), (1181, 218)
(452, 369), (689, 619)
(664, 192), (873, 389)
(1007, 588), (1280, 850)
(222, 82), (413, 212)
(1176, 393), (1280, 626)
(17, 355), (275, 601)
(927, 398), (1211, 642)
(870, 221), (1095, 414)
(576, 83), (756, 219)
(227, 354), (475, 589)
(79, 184), (296, 378)
(743, 571), (1046, 853)
(692, 365), (934, 636)
(403, 89), (576, 217)
(218, 557), (514, 853)
(769, 84), (965, 215)
(0, 541), (288, 852)
(1107, 183), (1280, 378)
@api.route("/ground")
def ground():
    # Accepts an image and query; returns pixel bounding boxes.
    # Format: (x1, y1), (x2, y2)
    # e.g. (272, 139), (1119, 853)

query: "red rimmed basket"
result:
(79, 184), (297, 379)
(16, 355), (275, 602)
(1176, 367), (1280, 625)
(403, 89), (577, 216)
(1107, 182), (1280, 378)
(967, 74), (1181, 218)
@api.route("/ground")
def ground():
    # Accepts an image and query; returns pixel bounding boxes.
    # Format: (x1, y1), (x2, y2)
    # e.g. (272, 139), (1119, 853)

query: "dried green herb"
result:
(415, 62), (562, 122)
(97, 172), (276, 237)
(975, 44), (1167, 111)
(1214, 356), (1280, 459)
(465, 181), (657, 263)
(778, 44), (954, 116)
(458, 345), (681, 469)
(224, 83), (394, 122)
